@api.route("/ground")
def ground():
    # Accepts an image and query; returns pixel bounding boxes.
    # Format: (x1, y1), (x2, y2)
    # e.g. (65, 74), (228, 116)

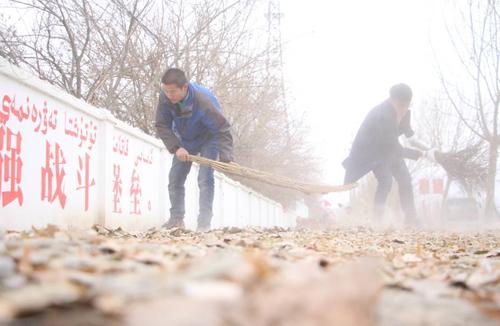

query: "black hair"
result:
(389, 83), (412, 102)
(161, 68), (188, 87)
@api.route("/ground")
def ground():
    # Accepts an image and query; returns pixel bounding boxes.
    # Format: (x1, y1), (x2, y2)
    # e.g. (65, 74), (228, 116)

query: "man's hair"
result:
(389, 83), (412, 102)
(161, 68), (188, 87)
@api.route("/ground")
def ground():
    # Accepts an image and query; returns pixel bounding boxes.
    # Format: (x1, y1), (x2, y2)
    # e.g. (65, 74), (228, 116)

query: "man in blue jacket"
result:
(343, 83), (434, 225)
(155, 68), (234, 231)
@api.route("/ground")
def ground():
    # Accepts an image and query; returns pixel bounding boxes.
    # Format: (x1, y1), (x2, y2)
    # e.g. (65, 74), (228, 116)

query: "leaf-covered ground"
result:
(0, 224), (499, 325)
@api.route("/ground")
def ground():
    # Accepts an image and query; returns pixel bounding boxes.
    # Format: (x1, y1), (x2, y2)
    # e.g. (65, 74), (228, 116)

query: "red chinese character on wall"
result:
(419, 179), (430, 195)
(130, 162), (141, 215)
(41, 141), (67, 208)
(112, 164), (122, 213)
(77, 153), (95, 211)
(0, 126), (23, 207)
(433, 179), (444, 194)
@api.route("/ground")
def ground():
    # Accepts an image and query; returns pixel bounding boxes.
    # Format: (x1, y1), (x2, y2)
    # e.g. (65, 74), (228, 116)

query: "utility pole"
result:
(265, 0), (290, 133)
(265, 0), (285, 98)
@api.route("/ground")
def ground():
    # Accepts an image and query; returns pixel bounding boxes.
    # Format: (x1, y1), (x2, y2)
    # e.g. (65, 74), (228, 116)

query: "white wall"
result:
(0, 58), (289, 231)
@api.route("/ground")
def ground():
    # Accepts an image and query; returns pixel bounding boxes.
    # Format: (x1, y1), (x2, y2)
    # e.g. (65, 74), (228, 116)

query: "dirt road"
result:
(1, 225), (499, 325)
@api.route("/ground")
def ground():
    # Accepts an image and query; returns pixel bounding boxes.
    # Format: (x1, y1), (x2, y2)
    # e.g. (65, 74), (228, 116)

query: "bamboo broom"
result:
(187, 154), (357, 194)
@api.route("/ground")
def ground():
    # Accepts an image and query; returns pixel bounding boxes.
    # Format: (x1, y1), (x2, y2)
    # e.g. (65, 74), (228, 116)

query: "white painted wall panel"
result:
(0, 58), (288, 231)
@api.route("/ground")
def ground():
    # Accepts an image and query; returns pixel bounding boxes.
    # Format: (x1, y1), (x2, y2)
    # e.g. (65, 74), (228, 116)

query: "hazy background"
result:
(281, 0), (450, 184)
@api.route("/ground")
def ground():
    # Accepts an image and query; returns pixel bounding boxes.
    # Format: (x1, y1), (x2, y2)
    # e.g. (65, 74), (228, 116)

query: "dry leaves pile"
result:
(0, 224), (498, 325)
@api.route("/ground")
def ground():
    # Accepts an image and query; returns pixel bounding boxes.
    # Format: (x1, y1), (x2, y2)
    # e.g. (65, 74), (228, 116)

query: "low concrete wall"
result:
(0, 57), (289, 231)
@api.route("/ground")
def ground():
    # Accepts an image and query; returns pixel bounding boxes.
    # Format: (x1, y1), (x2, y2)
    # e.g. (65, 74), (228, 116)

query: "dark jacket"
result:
(155, 82), (233, 162)
(343, 100), (421, 183)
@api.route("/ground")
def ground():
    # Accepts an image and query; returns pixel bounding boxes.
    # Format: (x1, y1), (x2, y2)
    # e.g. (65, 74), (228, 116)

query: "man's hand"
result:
(175, 147), (189, 161)
(407, 135), (430, 151)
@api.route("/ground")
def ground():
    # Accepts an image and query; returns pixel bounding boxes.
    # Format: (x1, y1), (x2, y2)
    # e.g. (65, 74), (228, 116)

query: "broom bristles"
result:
(187, 154), (357, 194)
(434, 148), (487, 189)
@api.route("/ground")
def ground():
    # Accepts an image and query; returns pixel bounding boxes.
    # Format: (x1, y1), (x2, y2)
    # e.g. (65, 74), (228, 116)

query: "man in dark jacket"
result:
(343, 83), (432, 224)
(155, 68), (234, 231)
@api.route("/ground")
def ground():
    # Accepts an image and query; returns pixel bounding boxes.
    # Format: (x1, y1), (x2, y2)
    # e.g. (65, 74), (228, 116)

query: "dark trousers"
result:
(168, 142), (218, 227)
(372, 158), (417, 221)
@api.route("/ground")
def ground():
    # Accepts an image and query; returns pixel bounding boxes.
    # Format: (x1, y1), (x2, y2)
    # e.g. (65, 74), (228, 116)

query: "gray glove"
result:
(407, 135), (430, 151)
(422, 148), (437, 162)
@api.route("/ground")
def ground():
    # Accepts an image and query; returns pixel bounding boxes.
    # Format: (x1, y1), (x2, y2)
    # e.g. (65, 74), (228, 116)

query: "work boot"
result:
(373, 205), (385, 220)
(162, 217), (185, 229)
(404, 217), (421, 229)
(196, 224), (211, 233)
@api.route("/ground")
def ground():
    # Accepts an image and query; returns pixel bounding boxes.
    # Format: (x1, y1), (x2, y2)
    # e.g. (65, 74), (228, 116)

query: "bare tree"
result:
(0, 0), (321, 205)
(415, 95), (488, 208)
(438, 0), (500, 218)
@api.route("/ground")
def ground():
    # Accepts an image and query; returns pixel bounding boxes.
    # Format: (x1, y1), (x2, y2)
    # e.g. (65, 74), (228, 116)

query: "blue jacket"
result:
(155, 82), (233, 162)
(343, 100), (420, 184)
